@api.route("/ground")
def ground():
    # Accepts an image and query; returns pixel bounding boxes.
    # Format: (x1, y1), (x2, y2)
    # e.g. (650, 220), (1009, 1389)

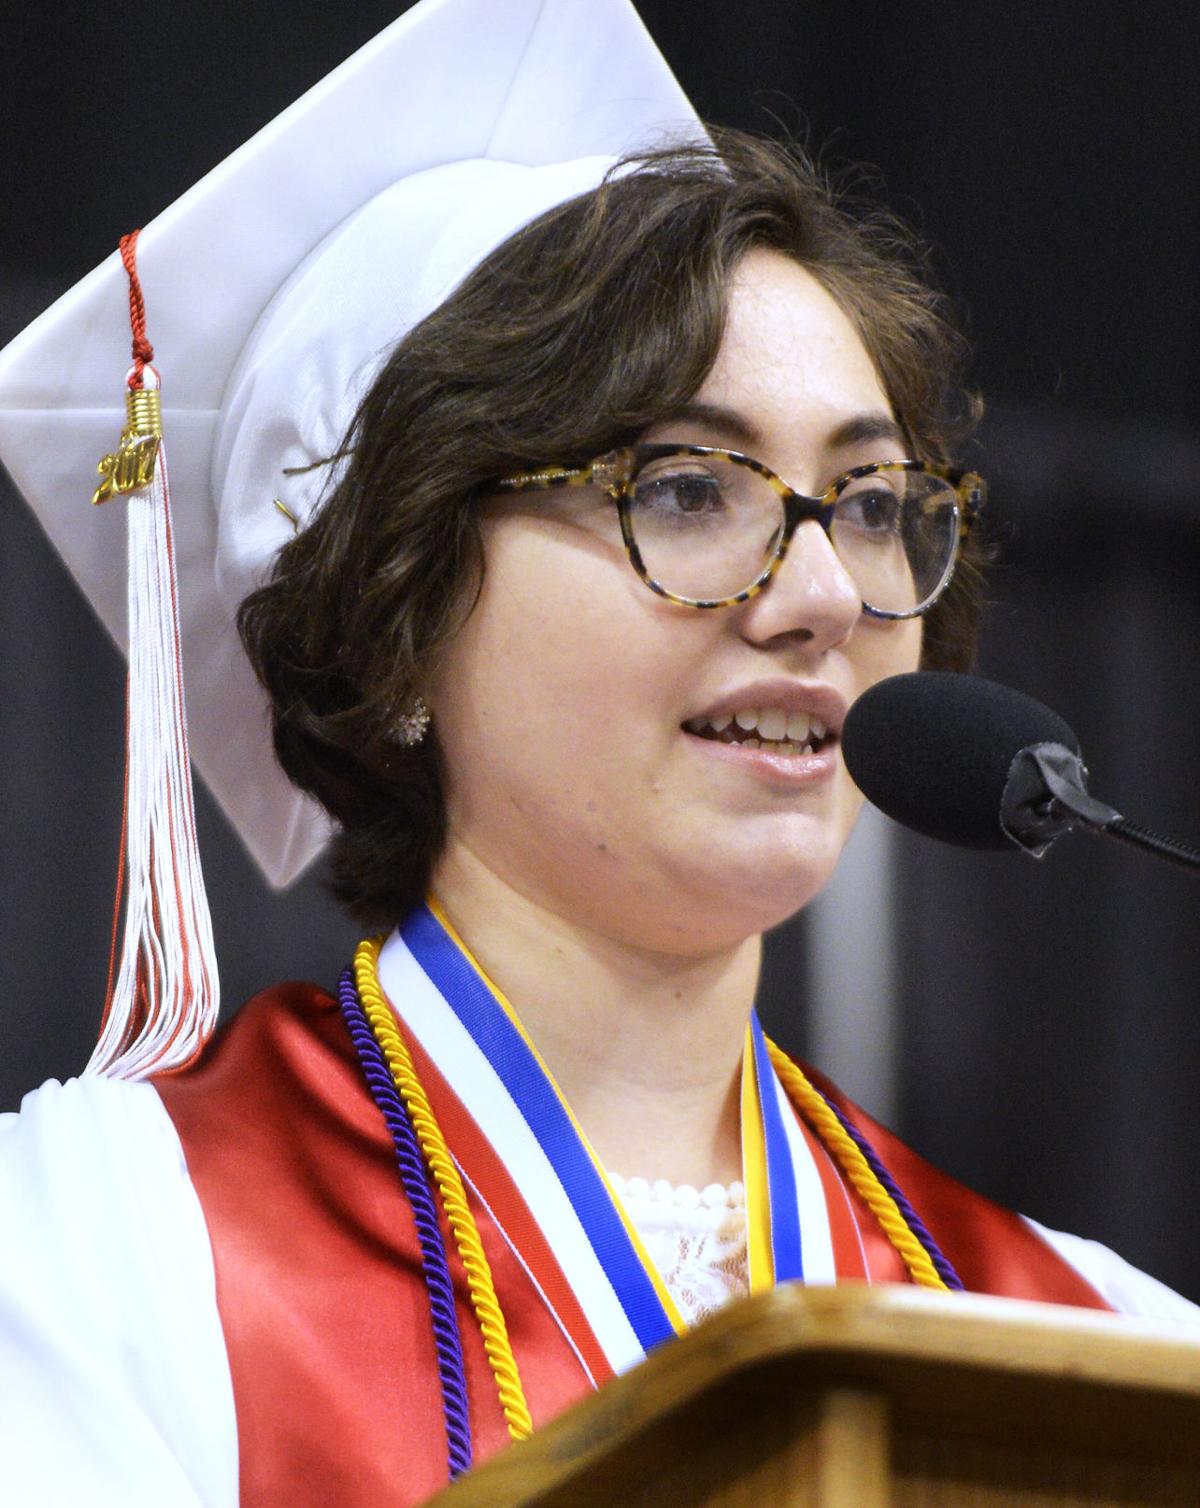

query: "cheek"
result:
(432, 521), (683, 802)
(853, 617), (922, 689)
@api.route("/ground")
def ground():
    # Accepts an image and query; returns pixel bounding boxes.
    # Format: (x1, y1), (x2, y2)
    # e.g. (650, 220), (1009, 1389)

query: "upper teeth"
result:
(686, 708), (827, 742)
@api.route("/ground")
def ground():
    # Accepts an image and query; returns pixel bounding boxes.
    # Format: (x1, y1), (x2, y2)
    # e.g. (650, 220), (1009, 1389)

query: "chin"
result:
(665, 839), (845, 947)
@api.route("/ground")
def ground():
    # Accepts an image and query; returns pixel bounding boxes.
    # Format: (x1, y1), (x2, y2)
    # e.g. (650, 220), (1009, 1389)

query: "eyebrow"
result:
(654, 402), (907, 455)
(825, 413), (908, 451)
(652, 402), (766, 450)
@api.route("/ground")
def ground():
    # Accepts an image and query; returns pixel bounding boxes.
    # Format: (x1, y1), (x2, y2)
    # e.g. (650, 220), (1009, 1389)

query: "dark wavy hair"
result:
(238, 129), (985, 929)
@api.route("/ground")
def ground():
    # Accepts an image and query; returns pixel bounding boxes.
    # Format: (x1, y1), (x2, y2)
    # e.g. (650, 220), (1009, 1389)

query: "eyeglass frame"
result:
(494, 443), (985, 619)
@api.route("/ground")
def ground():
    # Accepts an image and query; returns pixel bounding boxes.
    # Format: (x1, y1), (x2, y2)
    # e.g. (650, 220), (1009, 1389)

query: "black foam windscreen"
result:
(841, 672), (1081, 848)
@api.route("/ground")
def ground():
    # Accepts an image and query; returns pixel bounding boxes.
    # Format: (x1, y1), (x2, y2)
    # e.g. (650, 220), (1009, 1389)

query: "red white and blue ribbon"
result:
(375, 900), (859, 1382)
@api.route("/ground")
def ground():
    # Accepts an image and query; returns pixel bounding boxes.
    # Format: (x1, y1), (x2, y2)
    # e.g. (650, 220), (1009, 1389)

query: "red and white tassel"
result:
(87, 232), (219, 1080)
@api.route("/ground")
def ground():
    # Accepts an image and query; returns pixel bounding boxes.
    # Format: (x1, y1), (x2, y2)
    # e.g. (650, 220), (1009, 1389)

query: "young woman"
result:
(2, 22), (1195, 1508)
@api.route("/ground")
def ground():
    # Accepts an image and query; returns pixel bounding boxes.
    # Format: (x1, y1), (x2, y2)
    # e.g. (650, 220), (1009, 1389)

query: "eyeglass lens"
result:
(626, 454), (959, 613)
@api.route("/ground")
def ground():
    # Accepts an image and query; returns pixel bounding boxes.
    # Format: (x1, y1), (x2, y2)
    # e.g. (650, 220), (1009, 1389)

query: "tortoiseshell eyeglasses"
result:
(495, 444), (984, 619)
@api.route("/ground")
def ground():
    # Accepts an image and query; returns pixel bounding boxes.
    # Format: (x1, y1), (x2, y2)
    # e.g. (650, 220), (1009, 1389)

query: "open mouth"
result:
(682, 708), (836, 757)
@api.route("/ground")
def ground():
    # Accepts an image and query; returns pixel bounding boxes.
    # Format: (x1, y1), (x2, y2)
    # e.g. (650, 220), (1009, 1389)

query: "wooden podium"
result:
(429, 1286), (1200, 1506)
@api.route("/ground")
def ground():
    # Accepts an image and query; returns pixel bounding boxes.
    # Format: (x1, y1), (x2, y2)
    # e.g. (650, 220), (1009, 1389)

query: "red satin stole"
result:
(156, 983), (589, 1507)
(155, 984), (1110, 1507)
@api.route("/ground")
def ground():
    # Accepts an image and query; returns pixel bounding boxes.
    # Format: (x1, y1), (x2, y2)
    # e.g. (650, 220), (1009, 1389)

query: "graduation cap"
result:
(0, 0), (701, 1077)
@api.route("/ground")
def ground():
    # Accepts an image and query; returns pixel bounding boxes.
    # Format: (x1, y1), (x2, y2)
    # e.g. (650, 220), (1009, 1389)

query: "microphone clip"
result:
(1000, 742), (1122, 858)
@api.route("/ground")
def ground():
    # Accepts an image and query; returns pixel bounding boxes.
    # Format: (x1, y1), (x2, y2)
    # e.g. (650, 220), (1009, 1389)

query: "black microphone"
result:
(841, 672), (1200, 873)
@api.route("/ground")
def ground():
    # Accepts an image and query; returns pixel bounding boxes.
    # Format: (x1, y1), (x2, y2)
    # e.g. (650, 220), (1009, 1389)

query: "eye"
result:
(631, 464), (727, 523)
(835, 475), (905, 537)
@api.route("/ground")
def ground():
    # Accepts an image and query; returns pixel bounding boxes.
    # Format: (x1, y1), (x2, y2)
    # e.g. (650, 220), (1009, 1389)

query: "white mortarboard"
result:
(0, 0), (700, 888)
(0, 0), (701, 1074)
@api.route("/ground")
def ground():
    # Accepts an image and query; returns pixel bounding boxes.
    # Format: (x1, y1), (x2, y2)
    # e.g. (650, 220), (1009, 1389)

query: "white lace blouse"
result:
(610, 1172), (749, 1325)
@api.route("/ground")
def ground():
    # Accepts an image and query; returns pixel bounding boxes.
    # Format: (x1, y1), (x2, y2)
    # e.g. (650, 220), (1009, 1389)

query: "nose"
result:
(737, 519), (861, 653)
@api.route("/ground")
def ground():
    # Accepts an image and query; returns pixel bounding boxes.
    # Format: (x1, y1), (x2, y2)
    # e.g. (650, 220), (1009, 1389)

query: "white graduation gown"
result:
(2, 1074), (1198, 1506)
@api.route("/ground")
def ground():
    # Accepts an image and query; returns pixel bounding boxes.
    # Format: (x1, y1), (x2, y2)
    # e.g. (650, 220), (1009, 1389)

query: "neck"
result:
(431, 841), (761, 1188)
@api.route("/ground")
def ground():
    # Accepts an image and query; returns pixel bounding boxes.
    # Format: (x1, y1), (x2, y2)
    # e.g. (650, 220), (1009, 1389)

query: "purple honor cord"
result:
(817, 1088), (964, 1290)
(337, 969), (474, 1478)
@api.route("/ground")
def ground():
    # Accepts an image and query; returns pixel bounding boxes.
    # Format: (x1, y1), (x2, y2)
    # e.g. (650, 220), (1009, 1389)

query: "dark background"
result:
(3, 3), (1198, 1298)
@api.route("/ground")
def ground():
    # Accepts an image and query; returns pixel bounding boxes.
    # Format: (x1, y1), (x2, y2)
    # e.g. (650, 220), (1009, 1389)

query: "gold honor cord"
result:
(353, 938), (534, 1440)
(765, 1042), (947, 1291)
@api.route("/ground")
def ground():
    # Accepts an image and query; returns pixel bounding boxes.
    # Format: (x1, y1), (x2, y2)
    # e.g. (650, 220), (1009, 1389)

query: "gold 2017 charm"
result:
(92, 386), (163, 505)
